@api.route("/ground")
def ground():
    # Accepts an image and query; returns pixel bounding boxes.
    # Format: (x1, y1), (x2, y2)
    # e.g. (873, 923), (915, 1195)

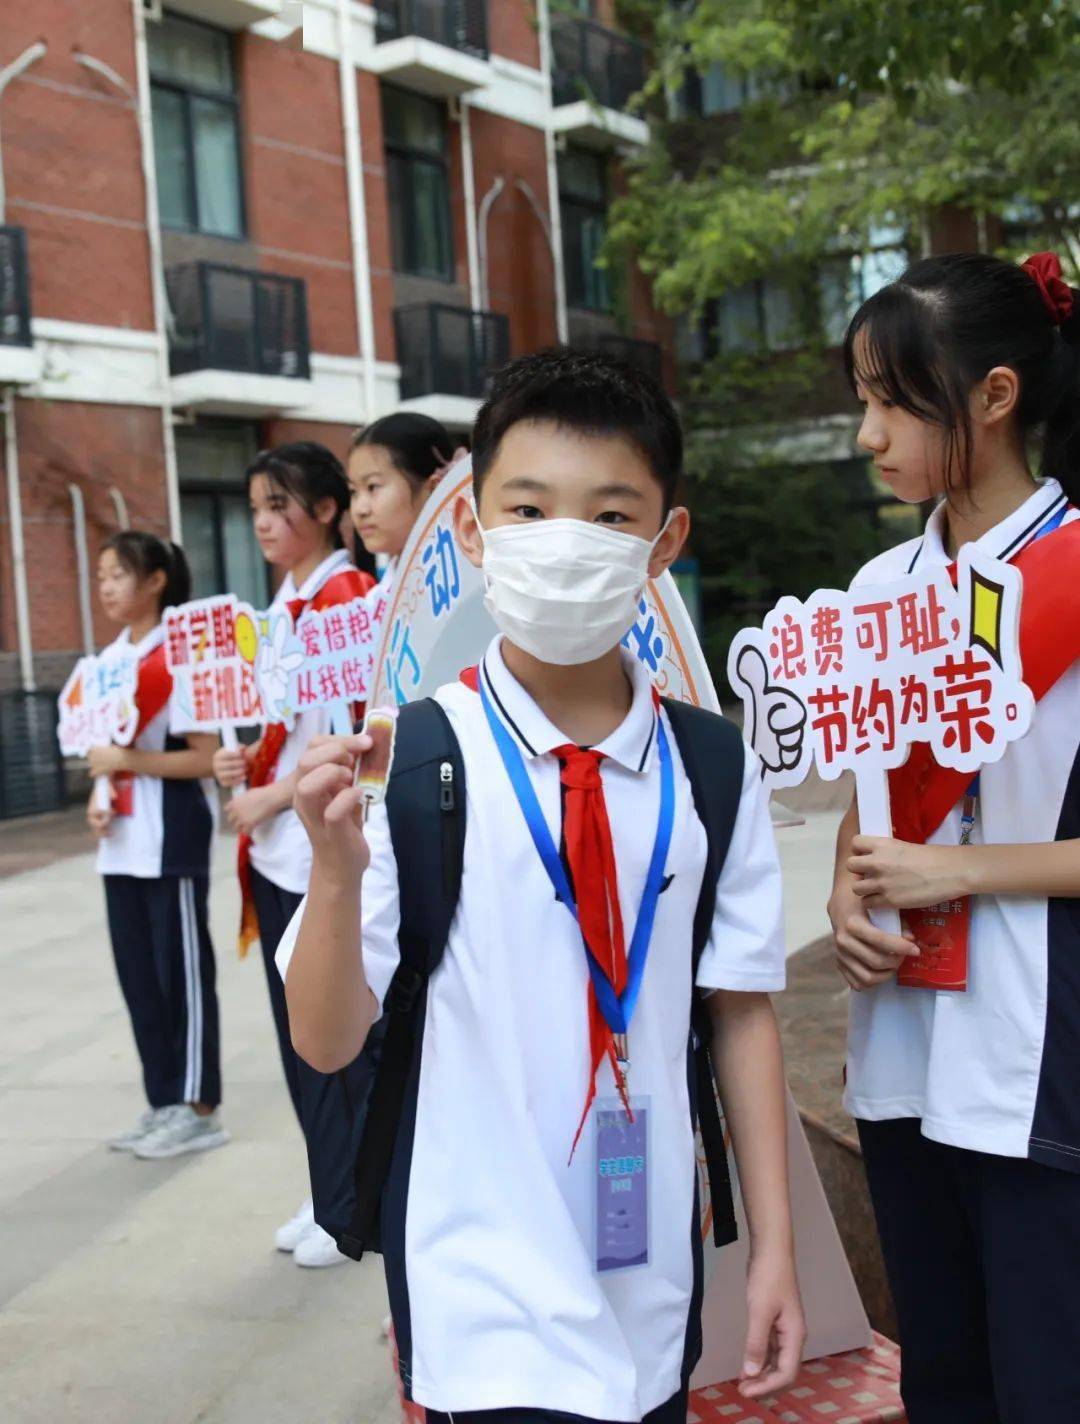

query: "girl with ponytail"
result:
(828, 252), (1080, 1420)
(87, 530), (227, 1161)
(210, 440), (376, 1267)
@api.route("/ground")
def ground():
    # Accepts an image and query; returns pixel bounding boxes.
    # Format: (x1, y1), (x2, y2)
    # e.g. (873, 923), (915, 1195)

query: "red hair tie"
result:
(1021, 251), (1075, 326)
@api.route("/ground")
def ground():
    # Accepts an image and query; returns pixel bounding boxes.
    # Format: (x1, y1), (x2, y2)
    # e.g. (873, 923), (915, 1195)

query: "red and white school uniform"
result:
(845, 478), (1080, 1419)
(238, 548), (375, 1121)
(98, 624), (221, 1109)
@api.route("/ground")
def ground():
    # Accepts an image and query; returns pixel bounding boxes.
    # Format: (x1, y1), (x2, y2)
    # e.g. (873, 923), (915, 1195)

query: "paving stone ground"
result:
(0, 799), (846, 1423)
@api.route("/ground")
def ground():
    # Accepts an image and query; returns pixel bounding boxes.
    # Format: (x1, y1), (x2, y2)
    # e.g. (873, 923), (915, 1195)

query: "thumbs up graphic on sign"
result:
(730, 641), (808, 779)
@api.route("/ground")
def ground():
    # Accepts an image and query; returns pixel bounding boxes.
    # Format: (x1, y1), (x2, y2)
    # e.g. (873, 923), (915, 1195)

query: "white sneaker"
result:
(107, 1107), (170, 1152)
(293, 1223), (348, 1268)
(133, 1105), (230, 1160)
(275, 1197), (316, 1253)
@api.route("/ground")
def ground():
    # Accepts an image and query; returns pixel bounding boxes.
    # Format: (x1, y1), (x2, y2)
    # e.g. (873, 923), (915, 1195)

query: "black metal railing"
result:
(375, 0), (489, 60)
(550, 16), (646, 112)
(0, 226), (33, 348)
(586, 333), (663, 384)
(0, 691), (65, 819)
(395, 303), (510, 399)
(166, 263), (311, 380)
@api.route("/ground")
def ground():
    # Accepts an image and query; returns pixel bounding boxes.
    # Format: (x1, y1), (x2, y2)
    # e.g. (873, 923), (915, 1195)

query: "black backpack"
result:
(297, 694), (747, 1261)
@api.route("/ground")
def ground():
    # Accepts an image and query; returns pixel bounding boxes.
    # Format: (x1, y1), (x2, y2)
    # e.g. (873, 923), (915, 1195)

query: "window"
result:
(559, 148), (611, 313)
(149, 15), (244, 238)
(177, 423), (268, 608)
(671, 62), (795, 119)
(383, 87), (454, 281)
(819, 224), (908, 346)
(685, 279), (802, 359)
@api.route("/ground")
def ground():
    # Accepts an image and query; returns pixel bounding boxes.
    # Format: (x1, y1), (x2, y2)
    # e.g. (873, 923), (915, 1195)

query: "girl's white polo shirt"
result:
(278, 636), (785, 1419)
(249, 549), (366, 894)
(95, 625), (217, 880)
(844, 479), (1080, 1175)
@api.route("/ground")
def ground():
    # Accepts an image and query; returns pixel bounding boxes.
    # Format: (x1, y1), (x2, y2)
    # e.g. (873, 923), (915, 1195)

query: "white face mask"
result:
(477, 514), (670, 666)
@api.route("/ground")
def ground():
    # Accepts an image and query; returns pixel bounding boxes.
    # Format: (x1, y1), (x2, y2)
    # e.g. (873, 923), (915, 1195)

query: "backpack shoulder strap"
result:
(661, 698), (747, 1250)
(385, 696), (466, 985)
(339, 697), (465, 1260)
(661, 699), (746, 967)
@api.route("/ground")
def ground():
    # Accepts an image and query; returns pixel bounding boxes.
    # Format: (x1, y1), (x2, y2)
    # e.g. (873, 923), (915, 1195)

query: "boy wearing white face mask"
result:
(281, 350), (804, 1422)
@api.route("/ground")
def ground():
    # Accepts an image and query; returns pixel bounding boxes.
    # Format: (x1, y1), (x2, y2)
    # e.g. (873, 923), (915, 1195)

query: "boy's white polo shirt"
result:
(844, 479), (1080, 1174)
(278, 636), (784, 1419)
(249, 548), (356, 895)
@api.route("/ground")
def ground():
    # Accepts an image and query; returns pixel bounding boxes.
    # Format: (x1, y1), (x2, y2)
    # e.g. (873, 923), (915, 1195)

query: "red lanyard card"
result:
(897, 779), (976, 992)
(897, 897), (970, 991)
(111, 772), (135, 817)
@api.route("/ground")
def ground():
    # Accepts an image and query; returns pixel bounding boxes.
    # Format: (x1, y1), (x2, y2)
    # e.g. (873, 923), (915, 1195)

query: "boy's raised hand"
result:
(294, 733), (373, 887)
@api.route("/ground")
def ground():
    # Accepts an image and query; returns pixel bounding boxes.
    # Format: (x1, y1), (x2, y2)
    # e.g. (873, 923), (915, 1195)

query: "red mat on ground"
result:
(392, 1333), (904, 1424)
(689, 1334), (903, 1423)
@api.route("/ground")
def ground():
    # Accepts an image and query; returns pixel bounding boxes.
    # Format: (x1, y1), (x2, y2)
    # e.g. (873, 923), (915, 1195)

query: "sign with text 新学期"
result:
(165, 590), (387, 734)
(726, 544), (1035, 793)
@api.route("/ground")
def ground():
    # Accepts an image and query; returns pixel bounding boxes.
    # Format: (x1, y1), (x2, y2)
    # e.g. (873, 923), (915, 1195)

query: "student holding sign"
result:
(210, 442), (375, 1264)
(828, 253), (1080, 1421)
(281, 351), (804, 1416)
(347, 412), (460, 587)
(86, 532), (226, 1159)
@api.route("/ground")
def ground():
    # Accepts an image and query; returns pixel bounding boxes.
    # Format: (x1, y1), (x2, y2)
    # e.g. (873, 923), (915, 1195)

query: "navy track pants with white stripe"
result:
(104, 874), (222, 1110)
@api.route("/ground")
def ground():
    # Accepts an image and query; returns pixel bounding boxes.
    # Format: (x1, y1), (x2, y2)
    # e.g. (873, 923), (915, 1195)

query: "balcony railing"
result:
(375, 0), (489, 60)
(586, 334), (663, 385)
(166, 263), (310, 380)
(0, 226), (33, 349)
(396, 303), (509, 400)
(551, 17), (646, 113)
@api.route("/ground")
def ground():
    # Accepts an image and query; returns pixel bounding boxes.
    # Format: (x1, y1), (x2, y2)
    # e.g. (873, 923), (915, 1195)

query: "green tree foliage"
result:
(615, 1), (1080, 295)
(610, 0), (1079, 686)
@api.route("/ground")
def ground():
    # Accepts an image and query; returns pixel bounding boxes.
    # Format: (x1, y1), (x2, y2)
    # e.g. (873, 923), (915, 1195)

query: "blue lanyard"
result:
(960, 500), (1069, 837)
(478, 669), (675, 1037)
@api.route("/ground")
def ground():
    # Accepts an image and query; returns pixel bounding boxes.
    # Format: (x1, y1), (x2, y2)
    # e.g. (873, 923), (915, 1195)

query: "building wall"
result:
(0, 0), (670, 693)
(4, 1), (154, 333)
(0, 399), (169, 690)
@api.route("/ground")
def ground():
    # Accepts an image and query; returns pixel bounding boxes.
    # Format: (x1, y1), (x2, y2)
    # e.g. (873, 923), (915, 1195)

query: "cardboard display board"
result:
(369, 460), (719, 712)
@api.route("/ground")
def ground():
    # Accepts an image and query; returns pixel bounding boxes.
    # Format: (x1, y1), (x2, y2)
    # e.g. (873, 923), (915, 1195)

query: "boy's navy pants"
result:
(104, 874), (221, 1110)
(858, 1117), (1080, 1423)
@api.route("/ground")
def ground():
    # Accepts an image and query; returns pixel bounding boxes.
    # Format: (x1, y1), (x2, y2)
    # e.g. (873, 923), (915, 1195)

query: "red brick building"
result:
(0, 0), (669, 745)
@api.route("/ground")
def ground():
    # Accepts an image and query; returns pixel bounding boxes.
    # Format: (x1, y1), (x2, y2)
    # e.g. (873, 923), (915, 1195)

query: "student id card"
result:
(594, 1097), (650, 1273)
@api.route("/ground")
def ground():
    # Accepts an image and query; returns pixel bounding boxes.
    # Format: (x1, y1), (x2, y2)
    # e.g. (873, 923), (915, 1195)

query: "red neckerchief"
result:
(889, 518), (1080, 845)
(460, 664), (657, 1153)
(111, 641), (172, 816)
(237, 565), (375, 956)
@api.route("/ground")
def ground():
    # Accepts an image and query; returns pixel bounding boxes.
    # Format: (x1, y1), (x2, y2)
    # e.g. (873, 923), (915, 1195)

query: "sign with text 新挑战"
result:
(57, 646), (139, 758)
(726, 544), (1035, 793)
(165, 591), (387, 734)
(165, 595), (268, 733)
